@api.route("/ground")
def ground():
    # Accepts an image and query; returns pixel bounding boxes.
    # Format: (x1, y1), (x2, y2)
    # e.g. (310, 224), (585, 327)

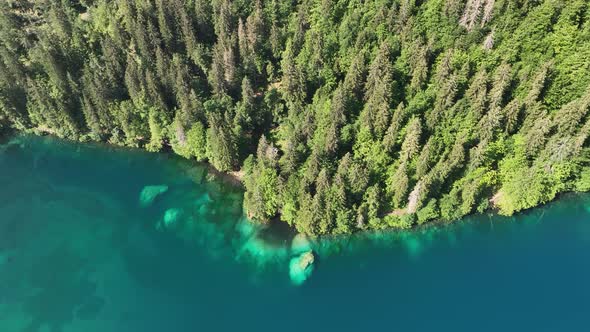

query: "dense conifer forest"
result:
(1, 0), (590, 235)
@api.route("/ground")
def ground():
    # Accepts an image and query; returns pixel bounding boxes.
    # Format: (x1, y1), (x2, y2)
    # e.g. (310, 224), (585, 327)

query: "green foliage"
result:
(416, 199), (439, 225)
(497, 165), (558, 215)
(186, 122), (208, 161)
(384, 213), (416, 230)
(206, 113), (238, 172)
(2, 0), (590, 235)
(576, 167), (590, 192)
(243, 138), (282, 221)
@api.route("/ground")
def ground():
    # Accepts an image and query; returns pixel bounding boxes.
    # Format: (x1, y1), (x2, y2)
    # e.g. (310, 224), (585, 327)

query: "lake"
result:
(1, 134), (589, 332)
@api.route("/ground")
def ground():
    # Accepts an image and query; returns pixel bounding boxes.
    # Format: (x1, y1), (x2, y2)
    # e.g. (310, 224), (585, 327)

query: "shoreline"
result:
(204, 164), (245, 188)
(5, 131), (586, 240)
(30, 128), (249, 187)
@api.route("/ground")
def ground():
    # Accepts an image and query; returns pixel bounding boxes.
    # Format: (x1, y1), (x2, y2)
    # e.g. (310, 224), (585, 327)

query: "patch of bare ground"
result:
(206, 165), (245, 188)
(490, 191), (502, 208)
(387, 208), (407, 217)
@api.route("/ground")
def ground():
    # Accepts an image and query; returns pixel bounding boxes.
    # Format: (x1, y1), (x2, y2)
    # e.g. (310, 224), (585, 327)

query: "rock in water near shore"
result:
(139, 185), (169, 207)
(291, 233), (312, 255)
(195, 193), (212, 206)
(159, 208), (182, 229)
(289, 251), (315, 285)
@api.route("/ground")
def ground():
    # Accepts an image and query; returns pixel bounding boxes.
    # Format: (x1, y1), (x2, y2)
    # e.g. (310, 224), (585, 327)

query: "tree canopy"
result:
(1, 0), (590, 235)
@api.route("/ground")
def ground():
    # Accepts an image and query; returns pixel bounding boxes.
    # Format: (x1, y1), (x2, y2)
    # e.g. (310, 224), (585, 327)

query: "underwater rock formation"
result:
(195, 193), (212, 206)
(234, 218), (289, 267)
(288, 251), (315, 285)
(139, 185), (169, 207)
(158, 208), (182, 229)
(291, 233), (312, 255)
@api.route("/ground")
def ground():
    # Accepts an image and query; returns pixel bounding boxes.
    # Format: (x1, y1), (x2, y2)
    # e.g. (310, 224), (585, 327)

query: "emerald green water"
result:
(1, 134), (590, 331)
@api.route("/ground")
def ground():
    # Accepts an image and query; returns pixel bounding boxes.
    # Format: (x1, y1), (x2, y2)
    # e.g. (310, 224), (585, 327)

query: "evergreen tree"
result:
(0, 0), (589, 235)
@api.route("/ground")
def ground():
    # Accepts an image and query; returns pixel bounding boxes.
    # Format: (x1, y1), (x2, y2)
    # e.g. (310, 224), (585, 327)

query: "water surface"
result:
(1, 135), (589, 332)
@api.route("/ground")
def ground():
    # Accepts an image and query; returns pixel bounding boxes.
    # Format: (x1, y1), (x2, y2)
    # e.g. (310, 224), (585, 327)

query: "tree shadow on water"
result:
(21, 244), (105, 332)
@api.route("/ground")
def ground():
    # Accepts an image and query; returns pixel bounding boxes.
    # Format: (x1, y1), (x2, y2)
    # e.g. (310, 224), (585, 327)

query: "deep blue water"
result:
(1, 134), (589, 332)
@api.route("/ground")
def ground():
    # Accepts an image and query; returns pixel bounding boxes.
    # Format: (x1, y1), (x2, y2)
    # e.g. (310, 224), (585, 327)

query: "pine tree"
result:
(360, 42), (394, 138)
(206, 111), (238, 172)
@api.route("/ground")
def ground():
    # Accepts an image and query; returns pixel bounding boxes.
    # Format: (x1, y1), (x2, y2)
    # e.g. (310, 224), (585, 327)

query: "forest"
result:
(1, 0), (590, 235)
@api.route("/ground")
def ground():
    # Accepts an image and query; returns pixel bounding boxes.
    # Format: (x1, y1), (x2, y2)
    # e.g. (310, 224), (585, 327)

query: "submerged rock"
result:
(238, 235), (289, 267)
(160, 208), (182, 229)
(156, 208), (183, 230)
(185, 166), (207, 184)
(139, 185), (169, 207)
(235, 218), (257, 238)
(195, 193), (212, 206)
(291, 233), (312, 255)
(289, 251), (315, 285)
(198, 204), (210, 216)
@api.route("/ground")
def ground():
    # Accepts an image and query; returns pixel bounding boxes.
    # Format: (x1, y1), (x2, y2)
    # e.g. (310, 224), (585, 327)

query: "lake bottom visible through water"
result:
(1, 134), (589, 332)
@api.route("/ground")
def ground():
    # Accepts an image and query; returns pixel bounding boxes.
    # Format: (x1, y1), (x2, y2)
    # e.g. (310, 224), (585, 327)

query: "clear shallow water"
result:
(1, 134), (589, 332)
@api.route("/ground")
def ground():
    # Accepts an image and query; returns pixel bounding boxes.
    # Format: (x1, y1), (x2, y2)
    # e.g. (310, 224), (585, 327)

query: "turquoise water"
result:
(1, 134), (590, 332)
